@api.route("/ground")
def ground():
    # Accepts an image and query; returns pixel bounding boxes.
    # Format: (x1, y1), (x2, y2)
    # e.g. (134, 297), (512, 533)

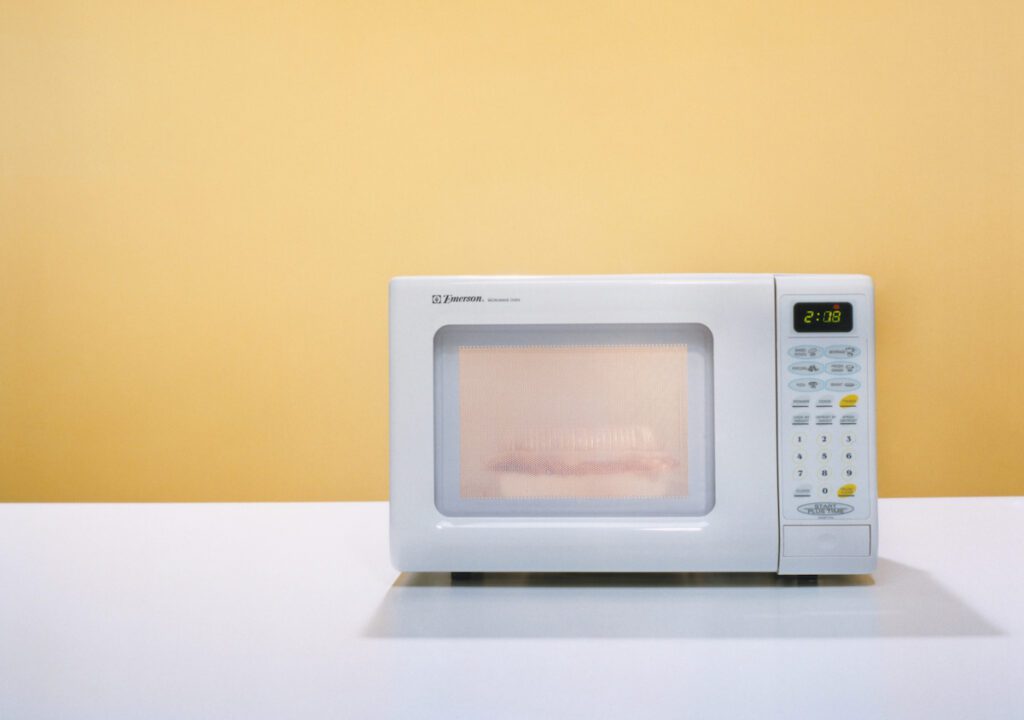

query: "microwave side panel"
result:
(389, 274), (780, 573)
(775, 274), (878, 575)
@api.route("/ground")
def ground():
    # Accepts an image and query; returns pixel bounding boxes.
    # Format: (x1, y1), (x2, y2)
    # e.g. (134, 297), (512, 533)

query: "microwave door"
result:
(389, 275), (780, 572)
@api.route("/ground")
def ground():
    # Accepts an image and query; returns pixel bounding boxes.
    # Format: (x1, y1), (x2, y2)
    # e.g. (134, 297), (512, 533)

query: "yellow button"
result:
(839, 394), (859, 408)
(838, 483), (857, 497)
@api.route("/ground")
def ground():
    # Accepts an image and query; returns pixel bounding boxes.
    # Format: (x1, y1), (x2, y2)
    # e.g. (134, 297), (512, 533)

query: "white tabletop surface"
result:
(1, 497), (1022, 719)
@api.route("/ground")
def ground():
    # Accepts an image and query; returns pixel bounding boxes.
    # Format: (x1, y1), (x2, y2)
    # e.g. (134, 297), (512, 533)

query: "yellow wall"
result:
(1, 1), (1021, 501)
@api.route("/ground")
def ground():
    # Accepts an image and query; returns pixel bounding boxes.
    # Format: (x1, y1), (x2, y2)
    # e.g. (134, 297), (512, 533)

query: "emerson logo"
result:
(432, 294), (483, 304)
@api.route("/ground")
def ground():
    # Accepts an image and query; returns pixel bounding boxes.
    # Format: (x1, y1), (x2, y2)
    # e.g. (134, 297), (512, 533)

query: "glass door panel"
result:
(434, 324), (714, 516)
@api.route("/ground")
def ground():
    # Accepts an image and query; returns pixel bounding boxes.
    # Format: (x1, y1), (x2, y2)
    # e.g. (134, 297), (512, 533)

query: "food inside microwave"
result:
(486, 425), (682, 498)
(488, 425), (678, 475)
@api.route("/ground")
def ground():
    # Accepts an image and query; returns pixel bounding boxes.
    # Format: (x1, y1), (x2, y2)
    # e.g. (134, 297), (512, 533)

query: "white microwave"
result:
(389, 274), (877, 575)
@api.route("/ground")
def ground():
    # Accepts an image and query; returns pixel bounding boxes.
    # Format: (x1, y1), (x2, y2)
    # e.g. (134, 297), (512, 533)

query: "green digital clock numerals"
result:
(794, 302), (853, 333)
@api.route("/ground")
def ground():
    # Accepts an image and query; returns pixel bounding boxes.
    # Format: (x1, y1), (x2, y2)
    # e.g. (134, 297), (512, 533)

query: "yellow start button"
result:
(838, 483), (857, 497)
(839, 394), (859, 408)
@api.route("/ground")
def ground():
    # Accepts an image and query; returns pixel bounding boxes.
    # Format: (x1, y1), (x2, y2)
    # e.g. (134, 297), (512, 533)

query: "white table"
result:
(1, 498), (1022, 719)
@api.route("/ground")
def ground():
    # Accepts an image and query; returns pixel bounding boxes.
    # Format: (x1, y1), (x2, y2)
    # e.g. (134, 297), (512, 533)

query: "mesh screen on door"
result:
(457, 344), (689, 500)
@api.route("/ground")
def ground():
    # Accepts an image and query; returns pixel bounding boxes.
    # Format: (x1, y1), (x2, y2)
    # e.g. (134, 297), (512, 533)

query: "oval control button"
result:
(789, 362), (825, 375)
(789, 378), (825, 392)
(797, 502), (854, 516)
(826, 378), (861, 391)
(826, 345), (861, 359)
(788, 345), (824, 359)
(827, 361), (860, 375)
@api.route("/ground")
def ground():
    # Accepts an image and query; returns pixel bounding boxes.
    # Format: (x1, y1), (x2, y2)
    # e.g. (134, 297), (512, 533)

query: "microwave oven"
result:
(389, 274), (877, 575)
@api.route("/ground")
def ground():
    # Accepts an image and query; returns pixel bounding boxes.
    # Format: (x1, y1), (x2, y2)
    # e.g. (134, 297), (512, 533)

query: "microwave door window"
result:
(459, 345), (688, 501)
(434, 324), (715, 517)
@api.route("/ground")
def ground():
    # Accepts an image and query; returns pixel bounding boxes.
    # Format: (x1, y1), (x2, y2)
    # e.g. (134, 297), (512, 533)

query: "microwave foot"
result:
(796, 574), (819, 586)
(451, 572), (481, 583)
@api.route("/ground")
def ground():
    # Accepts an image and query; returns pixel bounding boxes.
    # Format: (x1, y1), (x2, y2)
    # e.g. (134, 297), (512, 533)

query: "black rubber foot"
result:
(451, 572), (481, 583)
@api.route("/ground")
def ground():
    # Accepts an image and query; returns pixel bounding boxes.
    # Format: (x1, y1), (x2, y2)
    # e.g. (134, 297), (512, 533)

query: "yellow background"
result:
(1, 1), (1021, 501)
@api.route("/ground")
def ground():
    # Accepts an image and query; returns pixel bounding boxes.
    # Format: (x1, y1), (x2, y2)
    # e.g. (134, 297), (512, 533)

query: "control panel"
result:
(781, 341), (867, 519)
(776, 275), (877, 574)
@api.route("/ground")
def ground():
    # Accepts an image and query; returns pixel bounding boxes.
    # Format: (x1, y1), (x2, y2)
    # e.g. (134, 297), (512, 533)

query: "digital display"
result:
(794, 302), (853, 333)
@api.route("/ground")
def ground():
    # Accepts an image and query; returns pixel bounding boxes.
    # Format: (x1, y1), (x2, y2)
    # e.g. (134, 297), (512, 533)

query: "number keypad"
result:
(787, 422), (860, 502)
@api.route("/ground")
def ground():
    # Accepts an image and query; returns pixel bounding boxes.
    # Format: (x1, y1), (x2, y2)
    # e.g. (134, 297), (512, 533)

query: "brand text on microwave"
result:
(432, 294), (483, 304)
